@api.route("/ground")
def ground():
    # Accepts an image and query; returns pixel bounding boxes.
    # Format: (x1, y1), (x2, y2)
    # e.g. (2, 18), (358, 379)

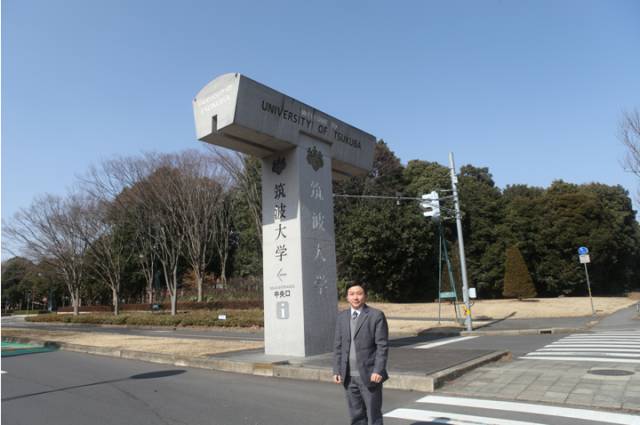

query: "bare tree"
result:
(118, 153), (195, 315)
(80, 199), (131, 315)
(81, 150), (238, 312)
(620, 108), (640, 201)
(145, 163), (185, 315)
(174, 151), (228, 301)
(214, 191), (233, 285)
(4, 194), (90, 315)
(136, 219), (158, 304)
(211, 148), (262, 244)
(82, 155), (160, 304)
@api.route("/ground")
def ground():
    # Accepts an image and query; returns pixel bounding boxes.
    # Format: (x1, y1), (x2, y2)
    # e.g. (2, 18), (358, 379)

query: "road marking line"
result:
(563, 337), (640, 341)
(567, 332), (640, 338)
(529, 351), (640, 357)
(414, 336), (478, 349)
(1, 370), (6, 374)
(571, 330), (640, 335)
(555, 338), (640, 342)
(563, 335), (640, 341)
(550, 342), (640, 347)
(539, 347), (640, 352)
(521, 355), (640, 364)
(384, 408), (547, 425)
(416, 395), (640, 425)
(549, 341), (640, 348)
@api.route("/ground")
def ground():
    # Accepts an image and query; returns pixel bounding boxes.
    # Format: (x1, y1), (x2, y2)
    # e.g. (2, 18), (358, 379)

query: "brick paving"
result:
(440, 358), (640, 411)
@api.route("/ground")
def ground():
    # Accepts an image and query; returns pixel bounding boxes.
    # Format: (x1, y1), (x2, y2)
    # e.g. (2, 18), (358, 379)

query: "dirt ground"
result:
(1, 328), (263, 357)
(368, 296), (637, 320)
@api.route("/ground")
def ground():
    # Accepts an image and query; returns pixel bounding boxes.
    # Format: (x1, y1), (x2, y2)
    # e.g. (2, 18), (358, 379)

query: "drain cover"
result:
(588, 369), (634, 376)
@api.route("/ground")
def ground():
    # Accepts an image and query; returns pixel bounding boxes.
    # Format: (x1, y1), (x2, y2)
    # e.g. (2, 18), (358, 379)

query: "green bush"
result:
(8, 310), (49, 315)
(25, 309), (264, 328)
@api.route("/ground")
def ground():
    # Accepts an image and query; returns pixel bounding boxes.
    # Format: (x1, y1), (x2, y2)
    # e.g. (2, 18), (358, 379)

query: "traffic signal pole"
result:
(449, 152), (473, 332)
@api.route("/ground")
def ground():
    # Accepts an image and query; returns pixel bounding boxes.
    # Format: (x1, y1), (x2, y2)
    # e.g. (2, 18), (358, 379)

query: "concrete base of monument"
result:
(2, 334), (509, 392)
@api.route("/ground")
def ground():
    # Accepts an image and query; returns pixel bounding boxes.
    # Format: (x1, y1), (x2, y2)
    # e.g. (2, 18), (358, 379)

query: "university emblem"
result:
(306, 146), (324, 171)
(272, 157), (286, 175)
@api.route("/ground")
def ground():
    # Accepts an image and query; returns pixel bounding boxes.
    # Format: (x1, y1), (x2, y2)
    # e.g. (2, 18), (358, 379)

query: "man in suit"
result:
(333, 282), (389, 425)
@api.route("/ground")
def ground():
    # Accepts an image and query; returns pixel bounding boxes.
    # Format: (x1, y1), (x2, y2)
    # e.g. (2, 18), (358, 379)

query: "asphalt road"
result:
(1, 349), (421, 425)
(2, 349), (624, 425)
(428, 333), (566, 357)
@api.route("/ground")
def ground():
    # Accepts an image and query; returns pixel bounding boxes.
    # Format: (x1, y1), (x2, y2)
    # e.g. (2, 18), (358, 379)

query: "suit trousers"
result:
(344, 375), (383, 425)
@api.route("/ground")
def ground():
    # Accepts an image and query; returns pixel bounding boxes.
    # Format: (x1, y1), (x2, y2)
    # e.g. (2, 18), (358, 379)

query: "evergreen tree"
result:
(457, 165), (506, 297)
(502, 245), (537, 299)
(334, 141), (436, 301)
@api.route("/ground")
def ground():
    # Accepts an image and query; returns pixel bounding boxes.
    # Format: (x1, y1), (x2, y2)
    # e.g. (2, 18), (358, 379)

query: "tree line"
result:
(3, 141), (639, 314)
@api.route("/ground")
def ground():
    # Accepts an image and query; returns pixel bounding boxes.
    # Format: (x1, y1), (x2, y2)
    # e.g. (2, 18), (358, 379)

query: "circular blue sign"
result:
(578, 246), (589, 255)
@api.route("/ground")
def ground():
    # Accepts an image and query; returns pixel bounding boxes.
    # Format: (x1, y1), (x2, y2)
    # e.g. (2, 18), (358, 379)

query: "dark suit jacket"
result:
(333, 304), (389, 388)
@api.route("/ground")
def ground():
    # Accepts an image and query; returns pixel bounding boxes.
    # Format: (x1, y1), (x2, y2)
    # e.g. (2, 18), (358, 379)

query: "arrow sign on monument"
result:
(277, 268), (287, 282)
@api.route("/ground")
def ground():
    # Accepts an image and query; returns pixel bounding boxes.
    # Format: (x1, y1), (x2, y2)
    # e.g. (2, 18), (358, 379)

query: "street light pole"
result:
(449, 152), (473, 332)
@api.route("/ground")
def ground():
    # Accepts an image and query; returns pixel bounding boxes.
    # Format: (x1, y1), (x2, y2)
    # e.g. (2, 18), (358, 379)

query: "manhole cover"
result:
(588, 369), (634, 376)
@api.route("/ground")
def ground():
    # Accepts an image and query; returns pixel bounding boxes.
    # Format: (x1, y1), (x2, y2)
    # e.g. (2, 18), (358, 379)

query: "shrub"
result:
(25, 309), (264, 328)
(502, 245), (537, 299)
(7, 310), (49, 315)
(56, 300), (262, 313)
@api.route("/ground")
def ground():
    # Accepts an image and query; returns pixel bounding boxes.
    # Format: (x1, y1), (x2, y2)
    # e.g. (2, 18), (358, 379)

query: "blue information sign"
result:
(578, 246), (589, 255)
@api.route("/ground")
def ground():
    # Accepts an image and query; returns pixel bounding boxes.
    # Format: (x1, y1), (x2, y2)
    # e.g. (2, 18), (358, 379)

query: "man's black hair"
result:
(346, 281), (368, 295)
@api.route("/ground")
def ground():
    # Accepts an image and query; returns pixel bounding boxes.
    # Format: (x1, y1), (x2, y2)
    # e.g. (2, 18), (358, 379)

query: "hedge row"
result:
(26, 309), (264, 328)
(7, 310), (50, 315)
(56, 300), (262, 313)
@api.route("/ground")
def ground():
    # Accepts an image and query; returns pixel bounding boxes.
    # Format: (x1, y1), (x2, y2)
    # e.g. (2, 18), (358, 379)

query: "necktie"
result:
(352, 311), (358, 321)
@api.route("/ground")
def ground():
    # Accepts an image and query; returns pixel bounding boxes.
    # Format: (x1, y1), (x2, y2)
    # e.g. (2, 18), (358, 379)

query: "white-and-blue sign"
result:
(578, 246), (589, 255)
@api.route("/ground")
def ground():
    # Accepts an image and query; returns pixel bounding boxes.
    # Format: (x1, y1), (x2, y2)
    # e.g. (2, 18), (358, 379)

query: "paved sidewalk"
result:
(439, 305), (640, 413)
(440, 356), (640, 412)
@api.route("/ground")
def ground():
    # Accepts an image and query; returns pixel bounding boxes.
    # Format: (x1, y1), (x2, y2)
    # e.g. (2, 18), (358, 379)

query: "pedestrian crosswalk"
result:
(520, 330), (640, 364)
(384, 395), (640, 424)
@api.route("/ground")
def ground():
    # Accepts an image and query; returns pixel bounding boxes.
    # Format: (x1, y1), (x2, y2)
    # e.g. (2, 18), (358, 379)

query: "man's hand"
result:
(333, 374), (342, 384)
(370, 373), (383, 384)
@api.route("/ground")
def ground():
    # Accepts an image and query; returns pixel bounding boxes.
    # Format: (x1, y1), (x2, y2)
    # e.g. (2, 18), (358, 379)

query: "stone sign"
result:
(193, 73), (375, 356)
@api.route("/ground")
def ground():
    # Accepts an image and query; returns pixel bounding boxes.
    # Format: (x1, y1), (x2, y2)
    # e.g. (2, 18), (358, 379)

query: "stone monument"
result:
(193, 73), (375, 356)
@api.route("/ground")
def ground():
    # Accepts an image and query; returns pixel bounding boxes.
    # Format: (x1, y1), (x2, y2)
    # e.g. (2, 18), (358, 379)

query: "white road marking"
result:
(416, 395), (640, 425)
(384, 408), (547, 425)
(528, 351), (640, 357)
(1, 370), (6, 374)
(539, 347), (640, 352)
(552, 339), (640, 343)
(521, 355), (640, 363)
(558, 338), (640, 342)
(414, 336), (477, 349)
(563, 337), (640, 341)
(569, 332), (640, 335)
(545, 342), (640, 348)
(559, 341), (640, 345)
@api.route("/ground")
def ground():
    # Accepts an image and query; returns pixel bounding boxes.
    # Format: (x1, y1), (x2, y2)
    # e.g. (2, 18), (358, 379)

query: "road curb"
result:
(1, 335), (509, 392)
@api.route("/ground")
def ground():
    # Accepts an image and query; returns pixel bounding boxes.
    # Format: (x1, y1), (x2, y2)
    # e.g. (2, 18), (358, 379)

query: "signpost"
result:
(578, 246), (595, 316)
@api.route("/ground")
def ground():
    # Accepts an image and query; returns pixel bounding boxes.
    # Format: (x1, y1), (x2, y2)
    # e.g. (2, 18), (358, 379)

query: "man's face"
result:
(347, 285), (366, 310)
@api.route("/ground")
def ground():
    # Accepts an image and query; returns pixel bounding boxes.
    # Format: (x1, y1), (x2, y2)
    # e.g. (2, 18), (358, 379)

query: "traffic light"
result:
(420, 191), (440, 219)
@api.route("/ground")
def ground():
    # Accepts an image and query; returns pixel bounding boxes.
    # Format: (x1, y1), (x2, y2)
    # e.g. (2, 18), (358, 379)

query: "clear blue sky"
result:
(3, 0), (639, 229)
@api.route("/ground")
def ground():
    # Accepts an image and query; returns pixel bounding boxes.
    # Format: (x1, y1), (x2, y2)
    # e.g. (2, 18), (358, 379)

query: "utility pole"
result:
(449, 152), (473, 332)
